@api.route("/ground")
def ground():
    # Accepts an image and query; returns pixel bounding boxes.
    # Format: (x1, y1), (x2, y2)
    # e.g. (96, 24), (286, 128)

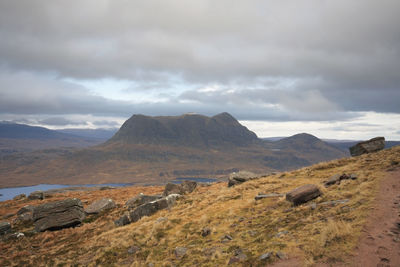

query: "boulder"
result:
(349, 137), (385, 156)
(28, 191), (44, 200)
(33, 198), (85, 232)
(286, 184), (322, 205)
(13, 194), (26, 201)
(324, 173), (357, 187)
(228, 171), (258, 187)
(85, 198), (115, 214)
(174, 247), (187, 258)
(0, 221), (11, 235)
(115, 194), (181, 226)
(125, 194), (162, 210)
(163, 180), (197, 196)
(17, 205), (35, 223)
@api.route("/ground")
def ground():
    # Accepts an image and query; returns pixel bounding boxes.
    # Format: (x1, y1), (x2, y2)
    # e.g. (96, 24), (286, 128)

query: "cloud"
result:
(38, 117), (88, 126)
(0, 0), (399, 132)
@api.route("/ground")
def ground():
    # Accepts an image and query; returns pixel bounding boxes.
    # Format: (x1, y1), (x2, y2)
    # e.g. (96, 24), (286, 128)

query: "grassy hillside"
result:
(1, 146), (399, 266)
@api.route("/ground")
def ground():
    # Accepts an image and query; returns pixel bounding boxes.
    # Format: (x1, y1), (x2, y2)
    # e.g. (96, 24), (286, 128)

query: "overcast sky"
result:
(0, 0), (399, 139)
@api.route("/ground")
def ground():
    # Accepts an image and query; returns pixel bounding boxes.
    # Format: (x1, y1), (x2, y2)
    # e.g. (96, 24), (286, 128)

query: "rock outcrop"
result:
(33, 198), (85, 232)
(286, 184), (322, 205)
(28, 191), (44, 200)
(349, 137), (385, 156)
(115, 194), (181, 226)
(85, 198), (116, 214)
(16, 205), (35, 223)
(228, 171), (258, 187)
(163, 181), (197, 196)
(125, 194), (162, 210)
(0, 222), (11, 235)
(324, 173), (357, 187)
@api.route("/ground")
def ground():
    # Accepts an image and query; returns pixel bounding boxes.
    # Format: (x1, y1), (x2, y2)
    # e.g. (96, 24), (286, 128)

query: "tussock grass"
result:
(1, 146), (399, 266)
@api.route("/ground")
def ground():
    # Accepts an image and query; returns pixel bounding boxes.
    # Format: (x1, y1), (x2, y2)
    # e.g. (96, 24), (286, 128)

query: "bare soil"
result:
(349, 169), (400, 267)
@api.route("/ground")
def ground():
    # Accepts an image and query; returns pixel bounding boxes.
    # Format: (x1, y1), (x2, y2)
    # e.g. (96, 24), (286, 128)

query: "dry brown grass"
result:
(0, 146), (399, 266)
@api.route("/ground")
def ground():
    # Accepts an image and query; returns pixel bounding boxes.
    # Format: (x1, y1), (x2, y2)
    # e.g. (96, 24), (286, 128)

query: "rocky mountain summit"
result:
(108, 112), (258, 147)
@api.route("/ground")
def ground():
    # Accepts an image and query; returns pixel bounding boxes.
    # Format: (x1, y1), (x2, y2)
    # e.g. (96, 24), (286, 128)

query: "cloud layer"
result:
(0, 1), (399, 137)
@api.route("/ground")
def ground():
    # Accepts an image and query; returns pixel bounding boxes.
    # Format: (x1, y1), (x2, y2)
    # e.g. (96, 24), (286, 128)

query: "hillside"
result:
(1, 145), (399, 266)
(0, 122), (103, 155)
(0, 113), (347, 188)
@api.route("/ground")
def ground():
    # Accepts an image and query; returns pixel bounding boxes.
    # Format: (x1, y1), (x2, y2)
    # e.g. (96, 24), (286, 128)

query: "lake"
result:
(0, 177), (218, 201)
(0, 183), (132, 202)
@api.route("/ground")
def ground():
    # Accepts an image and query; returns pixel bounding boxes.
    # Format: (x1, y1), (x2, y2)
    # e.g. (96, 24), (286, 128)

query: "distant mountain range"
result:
(0, 113), (353, 188)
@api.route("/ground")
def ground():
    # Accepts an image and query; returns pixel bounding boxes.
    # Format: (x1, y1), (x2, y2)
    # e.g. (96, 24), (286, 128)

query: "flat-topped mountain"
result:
(0, 113), (348, 188)
(108, 112), (258, 147)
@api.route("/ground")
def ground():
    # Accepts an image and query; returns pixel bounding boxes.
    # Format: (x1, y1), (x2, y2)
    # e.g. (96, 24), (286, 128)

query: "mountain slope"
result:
(0, 122), (103, 155)
(0, 114), (347, 188)
(1, 144), (399, 266)
(108, 112), (258, 147)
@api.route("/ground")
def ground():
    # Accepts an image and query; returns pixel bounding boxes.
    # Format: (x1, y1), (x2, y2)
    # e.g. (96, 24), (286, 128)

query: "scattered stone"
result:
(276, 251), (288, 260)
(115, 194), (181, 226)
(156, 217), (168, 223)
(349, 137), (385, 156)
(127, 246), (141, 255)
(0, 222), (11, 235)
(174, 247), (187, 258)
(221, 234), (233, 242)
(125, 194), (162, 210)
(318, 199), (350, 207)
(286, 184), (322, 205)
(33, 198), (85, 232)
(310, 203), (317, 210)
(28, 191), (45, 200)
(85, 198), (115, 214)
(114, 213), (130, 227)
(255, 193), (284, 200)
(324, 173), (358, 187)
(248, 230), (258, 236)
(228, 171), (258, 187)
(163, 181), (197, 196)
(259, 252), (273, 261)
(228, 252), (247, 264)
(275, 230), (289, 238)
(13, 194), (26, 201)
(201, 227), (211, 237)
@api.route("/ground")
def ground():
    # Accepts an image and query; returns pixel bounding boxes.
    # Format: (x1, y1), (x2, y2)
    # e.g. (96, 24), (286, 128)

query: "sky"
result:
(0, 0), (399, 140)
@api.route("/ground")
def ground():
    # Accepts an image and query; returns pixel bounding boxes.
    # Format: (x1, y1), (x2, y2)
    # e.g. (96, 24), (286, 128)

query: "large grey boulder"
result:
(228, 171), (258, 187)
(286, 184), (322, 205)
(125, 193), (162, 210)
(0, 222), (11, 235)
(33, 198), (85, 232)
(349, 137), (385, 156)
(163, 180), (197, 196)
(85, 198), (116, 214)
(115, 194), (181, 226)
(28, 191), (45, 200)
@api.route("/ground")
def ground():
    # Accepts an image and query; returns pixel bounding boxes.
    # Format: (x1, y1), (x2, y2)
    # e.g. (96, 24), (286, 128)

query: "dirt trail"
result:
(271, 169), (400, 267)
(349, 169), (400, 267)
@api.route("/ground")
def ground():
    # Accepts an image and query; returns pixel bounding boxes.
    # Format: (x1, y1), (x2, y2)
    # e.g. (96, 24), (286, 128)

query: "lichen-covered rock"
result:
(286, 184), (322, 205)
(349, 137), (385, 156)
(33, 198), (85, 232)
(85, 198), (115, 214)
(228, 171), (258, 187)
(115, 194), (181, 226)
(125, 194), (162, 210)
(13, 194), (26, 201)
(16, 205), (35, 223)
(163, 180), (197, 196)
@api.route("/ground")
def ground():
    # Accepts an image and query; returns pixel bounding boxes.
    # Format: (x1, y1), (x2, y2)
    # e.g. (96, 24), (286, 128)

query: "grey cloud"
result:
(38, 117), (87, 126)
(0, 0), (399, 119)
(92, 120), (120, 127)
